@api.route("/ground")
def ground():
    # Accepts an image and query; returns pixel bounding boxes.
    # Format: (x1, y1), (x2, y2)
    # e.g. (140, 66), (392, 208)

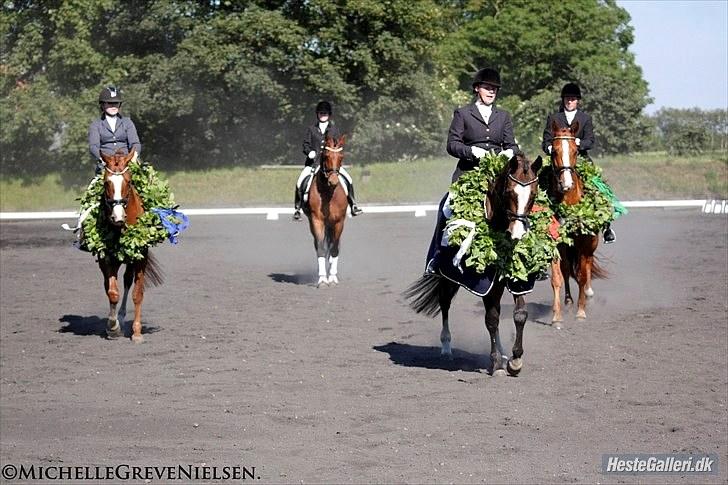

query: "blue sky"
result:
(618, 0), (728, 114)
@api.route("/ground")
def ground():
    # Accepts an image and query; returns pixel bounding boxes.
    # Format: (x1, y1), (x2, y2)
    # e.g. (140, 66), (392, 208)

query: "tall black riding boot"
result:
(293, 188), (302, 221)
(346, 180), (363, 216)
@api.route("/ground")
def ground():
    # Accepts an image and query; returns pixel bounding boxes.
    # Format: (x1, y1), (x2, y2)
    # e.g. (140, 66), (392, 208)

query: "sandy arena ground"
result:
(1, 208), (726, 484)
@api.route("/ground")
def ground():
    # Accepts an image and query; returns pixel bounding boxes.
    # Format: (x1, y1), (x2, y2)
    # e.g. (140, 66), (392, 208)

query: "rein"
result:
(551, 135), (578, 177)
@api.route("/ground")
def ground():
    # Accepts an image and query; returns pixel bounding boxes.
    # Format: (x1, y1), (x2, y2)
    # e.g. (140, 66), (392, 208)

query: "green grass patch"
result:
(1, 151), (726, 212)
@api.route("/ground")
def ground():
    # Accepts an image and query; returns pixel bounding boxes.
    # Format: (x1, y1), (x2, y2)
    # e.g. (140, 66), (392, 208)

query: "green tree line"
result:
(1, 0), (723, 182)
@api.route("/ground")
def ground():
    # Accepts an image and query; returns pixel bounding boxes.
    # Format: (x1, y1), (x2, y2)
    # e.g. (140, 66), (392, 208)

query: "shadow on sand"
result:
(268, 272), (317, 286)
(373, 341), (491, 373)
(58, 314), (161, 339)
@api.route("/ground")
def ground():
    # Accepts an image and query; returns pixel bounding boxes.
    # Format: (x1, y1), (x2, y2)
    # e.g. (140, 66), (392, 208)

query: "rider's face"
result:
(476, 83), (498, 105)
(317, 112), (330, 122)
(103, 102), (121, 116)
(563, 96), (579, 111)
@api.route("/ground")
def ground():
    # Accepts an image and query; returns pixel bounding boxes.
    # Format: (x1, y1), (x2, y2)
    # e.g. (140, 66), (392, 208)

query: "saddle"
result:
(297, 166), (349, 205)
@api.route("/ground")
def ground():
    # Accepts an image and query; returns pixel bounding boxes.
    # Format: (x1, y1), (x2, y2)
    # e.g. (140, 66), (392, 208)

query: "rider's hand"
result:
(547, 145), (552, 154)
(308, 150), (316, 159)
(471, 146), (486, 159)
(575, 138), (581, 146)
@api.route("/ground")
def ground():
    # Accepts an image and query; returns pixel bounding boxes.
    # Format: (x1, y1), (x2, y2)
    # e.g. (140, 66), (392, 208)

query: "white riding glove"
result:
(471, 146), (486, 159)
(500, 148), (514, 159)
(547, 145), (552, 154)
(575, 138), (581, 146)
(308, 150), (316, 159)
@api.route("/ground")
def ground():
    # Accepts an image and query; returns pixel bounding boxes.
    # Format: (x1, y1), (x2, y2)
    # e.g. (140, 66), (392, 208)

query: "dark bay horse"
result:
(406, 153), (543, 376)
(546, 121), (606, 325)
(305, 135), (348, 287)
(100, 150), (163, 342)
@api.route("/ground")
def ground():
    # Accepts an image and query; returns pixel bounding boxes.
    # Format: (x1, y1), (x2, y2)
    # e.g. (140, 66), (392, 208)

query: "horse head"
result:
(321, 135), (345, 187)
(486, 153), (542, 240)
(100, 149), (142, 226)
(550, 119), (580, 194)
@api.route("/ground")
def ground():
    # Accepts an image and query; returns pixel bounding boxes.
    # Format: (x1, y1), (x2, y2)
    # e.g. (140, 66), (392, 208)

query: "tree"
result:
(436, 0), (652, 155)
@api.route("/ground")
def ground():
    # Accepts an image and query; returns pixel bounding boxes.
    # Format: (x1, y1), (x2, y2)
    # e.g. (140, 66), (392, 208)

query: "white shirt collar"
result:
(318, 121), (329, 133)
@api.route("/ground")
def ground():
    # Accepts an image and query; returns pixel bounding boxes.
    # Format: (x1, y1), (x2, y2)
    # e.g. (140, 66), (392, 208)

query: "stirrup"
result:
(603, 227), (616, 244)
(350, 205), (363, 216)
(292, 209), (302, 221)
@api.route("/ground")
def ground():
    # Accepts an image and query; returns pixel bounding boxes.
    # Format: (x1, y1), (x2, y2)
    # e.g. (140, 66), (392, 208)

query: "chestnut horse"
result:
(546, 121), (606, 325)
(99, 150), (163, 342)
(305, 135), (348, 287)
(406, 154), (543, 376)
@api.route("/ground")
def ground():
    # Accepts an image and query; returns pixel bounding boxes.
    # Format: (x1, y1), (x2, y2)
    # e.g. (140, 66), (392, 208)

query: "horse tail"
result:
(144, 251), (164, 287)
(564, 245), (608, 279)
(403, 275), (443, 317)
(590, 255), (608, 279)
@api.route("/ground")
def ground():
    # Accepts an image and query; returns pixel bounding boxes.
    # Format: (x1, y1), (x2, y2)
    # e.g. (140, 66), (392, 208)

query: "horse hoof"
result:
(440, 344), (453, 360)
(585, 287), (594, 298)
(492, 368), (507, 377)
(327, 275), (339, 285)
(576, 311), (586, 320)
(316, 278), (328, 288)
(106, 321), (122, 339)
(131, 334), (144, 344)
(507, 358), (523, 376)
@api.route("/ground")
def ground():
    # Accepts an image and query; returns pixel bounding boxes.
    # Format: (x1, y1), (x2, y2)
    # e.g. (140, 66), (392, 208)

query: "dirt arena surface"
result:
(1, 208), (726, 484)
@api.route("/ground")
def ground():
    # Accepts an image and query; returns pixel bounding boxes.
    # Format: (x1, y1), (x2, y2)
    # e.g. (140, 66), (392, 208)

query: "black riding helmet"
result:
(316, 101), (332, 115)
(561, 82), (582, 99)
(472, 68), (501, 88)
(99, 86), (123, 104)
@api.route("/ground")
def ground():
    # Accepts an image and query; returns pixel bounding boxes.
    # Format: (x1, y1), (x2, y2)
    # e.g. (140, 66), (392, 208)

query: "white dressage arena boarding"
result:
(0, 200), (726, 221)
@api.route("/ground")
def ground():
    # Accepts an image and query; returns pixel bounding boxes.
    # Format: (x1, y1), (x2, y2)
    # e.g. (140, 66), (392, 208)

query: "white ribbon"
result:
(442, 218), (477, 273)
(61, 202), (99, 232)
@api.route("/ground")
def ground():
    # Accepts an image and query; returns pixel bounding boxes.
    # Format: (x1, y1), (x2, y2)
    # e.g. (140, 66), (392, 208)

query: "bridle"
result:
(551, 134), (578, 178)
(503, 172), (539, 230)
(104, 164), (131, 209)
(321, 145), (343, 176)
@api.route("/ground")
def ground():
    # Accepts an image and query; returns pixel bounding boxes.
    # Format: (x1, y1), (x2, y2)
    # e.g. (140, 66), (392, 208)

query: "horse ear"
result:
(570, 120), (580, 135)
(508, 154), (519, 173)
(100, 152), (111, 165)
(484, 192), (494, 221)
(124, 148), (136, 163)
(337, 135), (346, 146)
(551, 119), (560, 134)
(532, 155), (543, 174)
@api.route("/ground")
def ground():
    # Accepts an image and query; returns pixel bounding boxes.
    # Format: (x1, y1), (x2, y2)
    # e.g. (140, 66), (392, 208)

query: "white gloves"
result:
(308, 150), (316, 159)
(500, 148), (514, 160)
(547, 145), (552, 154)
(575, 138), (581, 146)
(471, 146), (486, 159)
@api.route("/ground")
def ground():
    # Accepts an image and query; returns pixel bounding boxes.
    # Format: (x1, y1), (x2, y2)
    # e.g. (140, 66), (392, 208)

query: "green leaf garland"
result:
(446, 153), (560, 281)
(78, 160), (176, 262)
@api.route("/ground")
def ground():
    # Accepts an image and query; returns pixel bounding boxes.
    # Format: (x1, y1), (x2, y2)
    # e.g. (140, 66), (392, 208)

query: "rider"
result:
(446, 67), (519, 182)
(293, 101), (363, 221)
(541, 82), (616, 244)
(426, 67), (519, 273)
(88, 86), (142, 174)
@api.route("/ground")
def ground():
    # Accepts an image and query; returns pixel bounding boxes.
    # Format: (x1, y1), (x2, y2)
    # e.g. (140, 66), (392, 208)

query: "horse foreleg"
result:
(130, 261), (146, 343)
(561, 256), (573, 308)
(484, 284), (506, 376)
(118, 264), (134, 329)
(550, 258), (564, 327)
(309, 218), (328, 287)
(507, 295), (528, 376)
(327, 221), (344, 285)
(438, 281), (458, 359)
(100, 259), (123, 338)
(575, 255), (591, 320)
